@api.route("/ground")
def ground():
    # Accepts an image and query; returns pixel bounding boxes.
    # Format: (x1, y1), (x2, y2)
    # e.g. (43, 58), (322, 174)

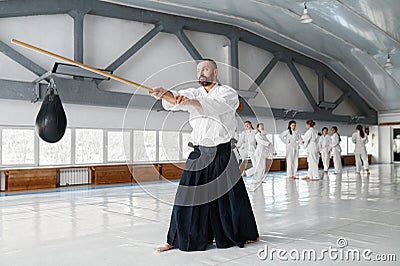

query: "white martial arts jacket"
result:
(237, 129), (257, 157)
(162, 84), (239, 147)
(330, 133), (342, 153)
(351, 131), (368, 154)
(318, 134), (331, 153)
(279, 129), (302, 148)
(254, 131), (273, 157)
(303, 127), (319, 152)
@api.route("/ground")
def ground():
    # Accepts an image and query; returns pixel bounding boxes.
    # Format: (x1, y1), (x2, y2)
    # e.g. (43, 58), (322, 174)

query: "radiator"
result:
(0, 172), (5, 191)
(57, 168), (90, 186)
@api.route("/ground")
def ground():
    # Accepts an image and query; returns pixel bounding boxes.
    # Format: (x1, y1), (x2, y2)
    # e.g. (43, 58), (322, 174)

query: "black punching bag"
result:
(35, 79), (67, 143)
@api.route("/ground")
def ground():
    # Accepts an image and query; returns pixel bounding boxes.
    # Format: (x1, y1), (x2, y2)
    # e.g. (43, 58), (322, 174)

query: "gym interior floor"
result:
(0, 164), (399, 265)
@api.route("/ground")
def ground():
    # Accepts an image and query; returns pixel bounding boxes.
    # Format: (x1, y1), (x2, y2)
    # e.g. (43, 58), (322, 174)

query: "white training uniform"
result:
(352, 131), (369, 172)
(237, 129), (257, 175)
(330, 132), (342, 174)
(303, 127), (320, 179)
(162, 84), (239, 147)
(280, 129), (302, 177)
(252, 131), (273, 184)
(318, 134), (331, 171)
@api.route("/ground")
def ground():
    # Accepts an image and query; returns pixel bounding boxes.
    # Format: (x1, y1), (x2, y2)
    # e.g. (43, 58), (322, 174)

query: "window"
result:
(340, 136), (348, 155)
(159, 131), (180, 161)
(39, 129), (71, 165)
(2, 128), (35, 165)
(75, 129), (103, 164)
(273, 134), (286, 157)
(133, 130), (156, 162)
(107, 131), (131, 162)
(346, 136), (355, 155)
(182, 132), (193, 159)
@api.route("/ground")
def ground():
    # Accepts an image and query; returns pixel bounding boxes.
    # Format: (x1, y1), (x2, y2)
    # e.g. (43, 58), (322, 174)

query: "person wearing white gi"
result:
(302, 120), (320, 181)
(352, 125), (370, 174)
(150, 58), (259, 252)
(330, 126), (342, 174)
(250, 123), (273, 190)
(318, 127), (331, 173)
(280, 120), (302, 180)
(236, 121), (257, 176)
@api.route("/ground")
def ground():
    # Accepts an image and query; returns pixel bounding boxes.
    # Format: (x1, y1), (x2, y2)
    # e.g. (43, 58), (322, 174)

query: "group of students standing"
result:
(237, 120), (370, 190)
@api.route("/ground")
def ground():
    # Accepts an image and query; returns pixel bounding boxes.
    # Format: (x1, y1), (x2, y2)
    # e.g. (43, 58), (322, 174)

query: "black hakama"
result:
(166, 141), (259, 251)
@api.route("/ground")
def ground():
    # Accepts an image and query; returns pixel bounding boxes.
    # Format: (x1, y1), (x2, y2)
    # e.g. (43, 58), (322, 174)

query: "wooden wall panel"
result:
(93, 165), (132, 185)
(131, 165), (160, 183)
(6, 169), (56, 191)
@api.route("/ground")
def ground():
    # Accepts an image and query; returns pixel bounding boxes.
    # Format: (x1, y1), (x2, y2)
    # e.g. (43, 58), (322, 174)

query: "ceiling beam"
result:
(229, 34), (239, 90)
(286, 60), (318, 111)
(108, 24), (163, 72)
(249, 54), (281, 92)
(0, 40), (46, 76)
(175, 29), (202, 60)
(317, 70), (325, 103)
(96, 24), (164, 85)
(0, 78), (377, 124)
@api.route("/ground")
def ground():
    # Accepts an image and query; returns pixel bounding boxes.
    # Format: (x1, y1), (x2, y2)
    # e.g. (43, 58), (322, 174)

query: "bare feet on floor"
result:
(289, 176), (298, 181)
(246, 237), (259, 244)
(157, 244), (174, 252)
(302, 176), (310, 180)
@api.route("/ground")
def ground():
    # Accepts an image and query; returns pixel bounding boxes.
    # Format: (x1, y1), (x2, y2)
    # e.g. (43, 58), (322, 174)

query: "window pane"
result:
(107, 131), (131, 162)
(2, 129), (35, 165)
(75, 129), (103, 164)
(133, 131), (156, 162)
(340, 136), (348, 155)
(273, 134), (286, 157)
(39, 129), (71, 165)
(159, 131), (180, 161)
(182, 132), (193, 159)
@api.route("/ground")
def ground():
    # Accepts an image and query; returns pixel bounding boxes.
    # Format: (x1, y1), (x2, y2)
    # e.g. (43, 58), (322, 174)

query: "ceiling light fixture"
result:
(300, 2), (313, 24)
(384, 53), (393, 69)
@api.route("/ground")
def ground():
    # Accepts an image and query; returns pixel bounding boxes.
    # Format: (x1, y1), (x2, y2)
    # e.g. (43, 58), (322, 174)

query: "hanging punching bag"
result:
(35, 79), (67, 143)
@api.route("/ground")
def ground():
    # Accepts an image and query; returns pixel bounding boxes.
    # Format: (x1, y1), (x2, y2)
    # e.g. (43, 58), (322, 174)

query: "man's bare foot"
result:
(289, 176), (298, 181)
(157, 244), (174, 252)
(302, 176), (310, 180)
(246, 237), (259, 244)
(310, 178), (319, 181)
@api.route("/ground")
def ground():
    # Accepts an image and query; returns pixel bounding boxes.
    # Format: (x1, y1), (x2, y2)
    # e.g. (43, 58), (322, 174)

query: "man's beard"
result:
(198, 75), (213, 87)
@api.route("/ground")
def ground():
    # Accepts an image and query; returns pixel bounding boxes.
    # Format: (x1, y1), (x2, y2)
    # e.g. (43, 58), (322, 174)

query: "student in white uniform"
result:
(250, 123), (273, 190)
(236, 121), (257, 176)
(352, 125), (370, 174)
(280, 120), (302, 180)
(330, 126), (342, 174)
(318, 127), (331, 173)
(302, 120), (320, 181)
